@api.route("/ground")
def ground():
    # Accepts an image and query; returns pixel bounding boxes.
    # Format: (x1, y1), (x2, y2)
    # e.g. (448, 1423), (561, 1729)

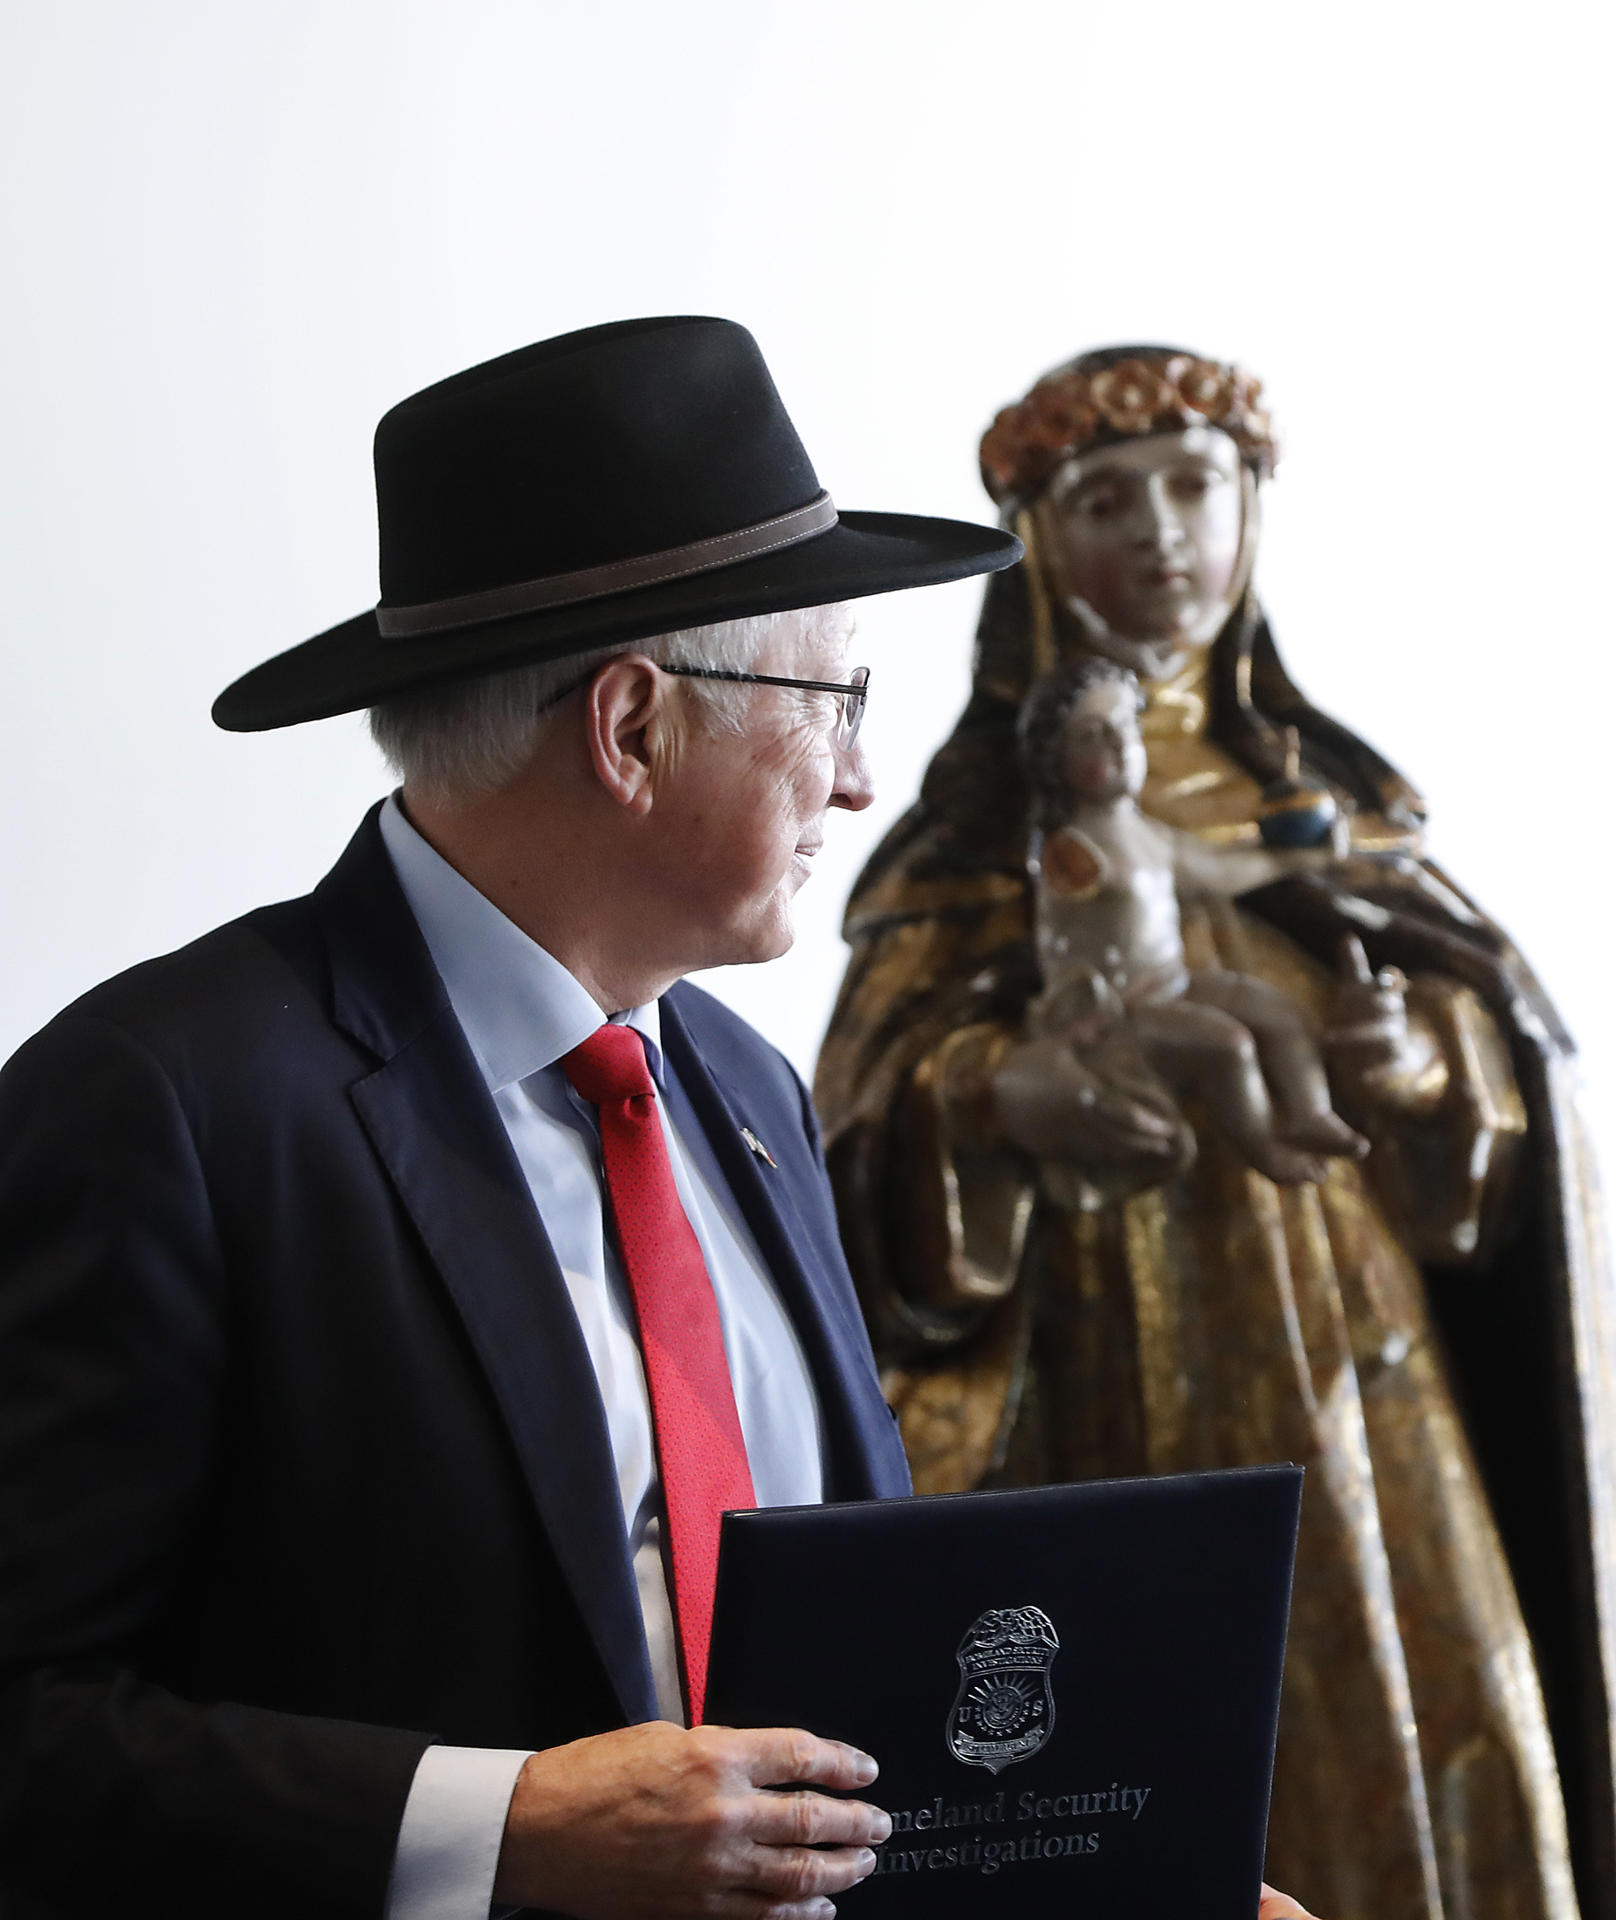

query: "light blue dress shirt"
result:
(377, 796), (825, 1920)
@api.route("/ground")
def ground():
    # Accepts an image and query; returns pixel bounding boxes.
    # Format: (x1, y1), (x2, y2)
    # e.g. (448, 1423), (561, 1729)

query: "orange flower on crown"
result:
(1164, 355), (1238, 422)
(1089, 360), (1174, 435)
(1026, 374), (1098, 443)
(977, 348), (1280, 506)
(980, 404), (1031, 498)
(1022, 398), (1078, 453)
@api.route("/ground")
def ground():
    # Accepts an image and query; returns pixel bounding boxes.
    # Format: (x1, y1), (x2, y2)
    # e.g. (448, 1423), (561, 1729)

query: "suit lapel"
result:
(314, 811), (658, 1726)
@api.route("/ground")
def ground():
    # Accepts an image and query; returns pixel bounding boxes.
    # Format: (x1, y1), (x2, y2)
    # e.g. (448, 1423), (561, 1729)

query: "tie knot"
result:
(562, 1023), (656, 1106)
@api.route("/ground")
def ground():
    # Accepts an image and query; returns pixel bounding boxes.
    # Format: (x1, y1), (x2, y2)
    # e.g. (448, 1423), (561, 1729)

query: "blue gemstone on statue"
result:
(1259, 726), (1338, 848)
(1259, 794), (1337, 848)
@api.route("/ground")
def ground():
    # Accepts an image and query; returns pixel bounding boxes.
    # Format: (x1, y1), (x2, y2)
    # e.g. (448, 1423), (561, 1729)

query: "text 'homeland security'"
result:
(874, 1783), (1155, 1878)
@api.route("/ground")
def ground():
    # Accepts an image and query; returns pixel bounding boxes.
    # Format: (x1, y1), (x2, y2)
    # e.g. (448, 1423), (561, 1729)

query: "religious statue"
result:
(814, 346), (1616, 1919)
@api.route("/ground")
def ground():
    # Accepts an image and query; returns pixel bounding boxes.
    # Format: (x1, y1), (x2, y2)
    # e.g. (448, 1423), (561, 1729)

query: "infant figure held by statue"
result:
(1020, 655), (1367, 1188)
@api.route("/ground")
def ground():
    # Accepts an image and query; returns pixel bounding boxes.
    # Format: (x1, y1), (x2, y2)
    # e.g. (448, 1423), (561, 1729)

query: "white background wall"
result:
(3, 2), (1613, 1164)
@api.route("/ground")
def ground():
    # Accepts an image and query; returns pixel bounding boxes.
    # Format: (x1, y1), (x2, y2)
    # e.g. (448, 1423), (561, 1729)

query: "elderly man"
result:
(0, 318), (1315, 1920)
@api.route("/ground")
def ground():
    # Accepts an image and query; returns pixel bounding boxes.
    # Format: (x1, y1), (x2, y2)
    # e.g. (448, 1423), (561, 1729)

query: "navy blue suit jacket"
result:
(0, 808), (911, 1920)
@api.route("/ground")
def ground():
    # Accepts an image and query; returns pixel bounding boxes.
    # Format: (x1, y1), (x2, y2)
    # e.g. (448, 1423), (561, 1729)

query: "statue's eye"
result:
(1075, 486), (1120, 521)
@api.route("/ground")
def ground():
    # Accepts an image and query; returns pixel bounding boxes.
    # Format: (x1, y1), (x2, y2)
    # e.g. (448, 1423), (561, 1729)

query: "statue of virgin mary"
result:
(815, 346), (1616, 1918)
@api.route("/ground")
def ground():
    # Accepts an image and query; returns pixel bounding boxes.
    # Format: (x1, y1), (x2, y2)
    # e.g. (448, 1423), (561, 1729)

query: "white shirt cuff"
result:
(386, 1744), (534, 1920)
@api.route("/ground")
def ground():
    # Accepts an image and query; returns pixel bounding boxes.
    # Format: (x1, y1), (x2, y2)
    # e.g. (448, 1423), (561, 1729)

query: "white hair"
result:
(368, 602), (851, 807)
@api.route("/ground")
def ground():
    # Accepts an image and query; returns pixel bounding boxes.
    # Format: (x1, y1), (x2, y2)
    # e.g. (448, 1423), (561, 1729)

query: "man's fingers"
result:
(717, 1899), (837, 1920)
(732, 1726), (879, 1791)
(743, 1841), (878, 1901)
(752, 1788), (892, 1850)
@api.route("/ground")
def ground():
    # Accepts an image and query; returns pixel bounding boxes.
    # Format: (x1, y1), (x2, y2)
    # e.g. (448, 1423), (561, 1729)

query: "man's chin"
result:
(699, 918), (796, 974)
(746, 924), (796, 967)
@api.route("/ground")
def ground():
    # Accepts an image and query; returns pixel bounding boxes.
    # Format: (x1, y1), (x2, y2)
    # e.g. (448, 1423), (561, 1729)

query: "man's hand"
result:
(1260, 1882), (1318, 1918)
(492, 1720), (891, 1919)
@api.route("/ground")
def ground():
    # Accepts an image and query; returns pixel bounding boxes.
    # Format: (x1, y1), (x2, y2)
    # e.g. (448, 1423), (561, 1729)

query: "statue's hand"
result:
(992, 1031), (1191, 1176)
(1325, 936), (1408, 1066)
(1324, 937), (1445, 1115)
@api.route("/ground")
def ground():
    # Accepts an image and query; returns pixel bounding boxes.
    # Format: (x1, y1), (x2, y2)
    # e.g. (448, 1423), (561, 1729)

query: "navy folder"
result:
(706, 1465), (1303, 1918)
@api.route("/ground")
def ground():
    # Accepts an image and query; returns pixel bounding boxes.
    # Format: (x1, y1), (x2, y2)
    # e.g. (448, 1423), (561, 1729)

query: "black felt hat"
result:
(213, 316), (1022, 731)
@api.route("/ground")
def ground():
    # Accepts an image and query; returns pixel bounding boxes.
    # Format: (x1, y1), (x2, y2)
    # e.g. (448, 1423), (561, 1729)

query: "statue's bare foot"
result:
(1247, 1140), (1330, 1186)
(1280, 1112), (1370, 1160)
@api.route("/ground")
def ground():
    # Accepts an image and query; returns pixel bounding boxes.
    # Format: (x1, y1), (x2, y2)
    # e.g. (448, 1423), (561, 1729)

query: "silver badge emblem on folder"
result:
(946, 1607), (1059, 1773)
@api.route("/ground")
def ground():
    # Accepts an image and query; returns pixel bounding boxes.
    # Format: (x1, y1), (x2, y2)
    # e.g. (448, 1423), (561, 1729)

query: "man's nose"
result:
(830, 737), (876, 812)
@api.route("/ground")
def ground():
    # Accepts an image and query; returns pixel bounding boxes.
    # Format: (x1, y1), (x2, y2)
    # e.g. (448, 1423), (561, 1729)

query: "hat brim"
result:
(212, 511), (1022, 731)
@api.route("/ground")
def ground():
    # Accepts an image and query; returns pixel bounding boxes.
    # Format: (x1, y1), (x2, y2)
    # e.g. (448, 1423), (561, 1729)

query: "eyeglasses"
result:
(662, 664), (871, 750)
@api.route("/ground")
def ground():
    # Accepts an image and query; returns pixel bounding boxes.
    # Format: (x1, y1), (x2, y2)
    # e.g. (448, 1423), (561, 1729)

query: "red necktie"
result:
(561, 1023), (757, 1725)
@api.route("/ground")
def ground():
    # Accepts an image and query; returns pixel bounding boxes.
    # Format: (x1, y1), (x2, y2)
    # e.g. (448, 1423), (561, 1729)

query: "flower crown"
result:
(979, 352), (1278, 507)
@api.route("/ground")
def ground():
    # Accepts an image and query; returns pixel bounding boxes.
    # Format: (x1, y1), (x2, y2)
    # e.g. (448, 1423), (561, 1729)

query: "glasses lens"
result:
(837, 668), (870, 749)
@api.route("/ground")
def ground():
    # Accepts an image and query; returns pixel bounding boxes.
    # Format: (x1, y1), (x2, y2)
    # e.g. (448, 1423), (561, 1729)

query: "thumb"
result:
(1251, 1881), (1312, 1912)
(1259, 1883), (1318, 1918)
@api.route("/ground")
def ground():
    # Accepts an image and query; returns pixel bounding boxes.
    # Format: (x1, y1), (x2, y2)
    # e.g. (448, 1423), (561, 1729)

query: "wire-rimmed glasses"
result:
(661, 664), (871, 749)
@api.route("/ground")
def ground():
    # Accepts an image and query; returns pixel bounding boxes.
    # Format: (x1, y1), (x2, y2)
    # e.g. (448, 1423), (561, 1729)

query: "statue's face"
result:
(1063, 679), (1146, 804)
(1032, 426), (1247, 679)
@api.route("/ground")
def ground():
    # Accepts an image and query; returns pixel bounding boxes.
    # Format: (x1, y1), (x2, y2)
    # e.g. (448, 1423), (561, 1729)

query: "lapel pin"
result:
(740, 1126), (777, 1168)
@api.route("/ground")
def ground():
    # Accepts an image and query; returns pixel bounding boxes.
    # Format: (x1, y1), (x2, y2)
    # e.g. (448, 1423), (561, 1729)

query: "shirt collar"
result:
(378, 793), (663, 1092)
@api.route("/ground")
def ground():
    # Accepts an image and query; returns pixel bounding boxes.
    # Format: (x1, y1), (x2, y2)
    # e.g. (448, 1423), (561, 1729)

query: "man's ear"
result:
(581, 654), (675, 815)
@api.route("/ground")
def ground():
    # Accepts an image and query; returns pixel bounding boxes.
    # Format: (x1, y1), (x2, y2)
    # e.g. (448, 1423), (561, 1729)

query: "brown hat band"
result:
(375, 490), (839, 638)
